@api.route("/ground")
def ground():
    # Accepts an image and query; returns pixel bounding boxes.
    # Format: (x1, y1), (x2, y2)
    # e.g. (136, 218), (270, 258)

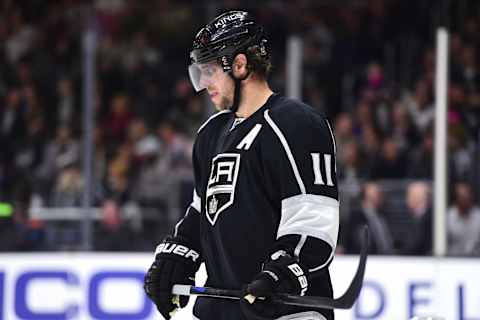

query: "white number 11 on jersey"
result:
(311, 153), (334, 186)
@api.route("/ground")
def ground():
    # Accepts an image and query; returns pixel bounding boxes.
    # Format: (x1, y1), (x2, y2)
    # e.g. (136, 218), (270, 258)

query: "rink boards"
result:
(0, 254), (478, 320)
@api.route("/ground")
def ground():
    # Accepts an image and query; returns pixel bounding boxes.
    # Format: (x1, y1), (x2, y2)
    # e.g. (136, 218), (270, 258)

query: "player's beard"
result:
(213, 94), (233, 111)
(209, 78), (234, 111)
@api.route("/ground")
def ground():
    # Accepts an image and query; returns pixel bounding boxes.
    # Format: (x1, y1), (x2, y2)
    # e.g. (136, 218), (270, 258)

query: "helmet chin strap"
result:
(229, 70), (251, 113)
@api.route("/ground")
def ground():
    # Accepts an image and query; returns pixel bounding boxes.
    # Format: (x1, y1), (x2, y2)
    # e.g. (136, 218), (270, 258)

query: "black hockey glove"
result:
(240, 250), (309, 320)
(144, 236), (201, 319)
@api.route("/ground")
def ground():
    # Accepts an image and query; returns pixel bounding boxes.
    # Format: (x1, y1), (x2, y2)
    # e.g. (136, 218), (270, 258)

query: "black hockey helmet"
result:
(188, 10), (268, 92)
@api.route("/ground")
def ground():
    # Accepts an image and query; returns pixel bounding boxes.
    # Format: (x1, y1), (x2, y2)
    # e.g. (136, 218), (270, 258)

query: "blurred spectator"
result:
(390, 102), (419, 151)
(365, 62), (385, 93)
(454, 45), (479, 93)
(14, 115), (45, 175)
(103, 93), (134, 144)
(122, 31), (160, 75)
(37, 126), (80, 200)
(93, 199), (137, 251)
(169, 77), (195, 114)
(334, 113), (355, 164)
(448, 119), (474, 183)
(5, 9), (36, 63)
(56, 77), (76, 127)
(51, 164), (83, 207)
(136, 79), (166, 127)
(337, 140), (368, 182)
(407, 129), (433, 179)
(132, 121), (192, 219)
(404, 182), (432, 255)
(104, 143), (132, 204)
(447, 182), (480, 256)
(358, 124), (381, 173)
(345, 182), (394, 255)
(23, 84), (43, 121)
(371, 137), (407, 179)
(180, 96), (206, 137)
(39, 126), (79, 175)
(403, 79), (434, 134)
(449, 33), (464, 66)
(420, 48), (435, 86)
(1, 87), (25, 145)
(353, 99), (375, 135)
(127, 117), (160, 162)
(156, 121), (193, 171)
(93, 126), (107, 182)
(95, 0), (128, 38)
(131, 145), (167, 208)
(462, 17), (479, 46)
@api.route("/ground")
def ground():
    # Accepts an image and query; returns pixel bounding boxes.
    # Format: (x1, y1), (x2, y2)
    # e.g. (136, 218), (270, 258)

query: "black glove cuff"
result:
(154, 235), (202, 272)
(262, 254), (309, 296)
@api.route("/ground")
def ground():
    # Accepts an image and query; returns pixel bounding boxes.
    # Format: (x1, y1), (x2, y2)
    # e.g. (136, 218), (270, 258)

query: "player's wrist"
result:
(269, 235), (302, 259)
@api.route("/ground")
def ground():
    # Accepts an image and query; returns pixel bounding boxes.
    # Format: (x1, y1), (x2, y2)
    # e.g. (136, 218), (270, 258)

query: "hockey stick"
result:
(172, 226), (369, 310)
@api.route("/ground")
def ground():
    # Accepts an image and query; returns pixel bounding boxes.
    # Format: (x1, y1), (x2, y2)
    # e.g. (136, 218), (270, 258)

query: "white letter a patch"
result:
(236, 124), (262, 150)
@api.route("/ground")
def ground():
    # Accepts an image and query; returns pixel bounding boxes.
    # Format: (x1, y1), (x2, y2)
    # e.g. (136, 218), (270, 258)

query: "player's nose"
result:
(199, 74), (213, 89)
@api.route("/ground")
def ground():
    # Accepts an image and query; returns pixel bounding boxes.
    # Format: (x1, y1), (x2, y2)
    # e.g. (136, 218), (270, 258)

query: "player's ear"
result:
(232, 54), (248, 79)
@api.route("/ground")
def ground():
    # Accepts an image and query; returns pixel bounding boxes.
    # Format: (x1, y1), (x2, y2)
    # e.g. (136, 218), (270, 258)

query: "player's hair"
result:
(245, 45), (272, 79)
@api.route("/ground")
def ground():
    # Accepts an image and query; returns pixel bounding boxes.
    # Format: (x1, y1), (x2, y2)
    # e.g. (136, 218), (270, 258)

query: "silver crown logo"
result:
(208, 196), (218, 214)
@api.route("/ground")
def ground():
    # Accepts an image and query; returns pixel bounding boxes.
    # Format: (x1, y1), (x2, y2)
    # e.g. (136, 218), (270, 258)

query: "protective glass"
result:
(188, 61), (226, 92)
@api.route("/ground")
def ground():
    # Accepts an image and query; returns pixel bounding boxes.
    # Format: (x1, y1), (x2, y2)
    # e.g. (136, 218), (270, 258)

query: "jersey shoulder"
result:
(193, 110), (231, 157)
(265, 95), (329, 134)
(196, 110), (232, 136)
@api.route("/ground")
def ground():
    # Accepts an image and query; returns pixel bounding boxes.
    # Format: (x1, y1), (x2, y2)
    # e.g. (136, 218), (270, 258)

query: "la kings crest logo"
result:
(206, 153), (240, 225)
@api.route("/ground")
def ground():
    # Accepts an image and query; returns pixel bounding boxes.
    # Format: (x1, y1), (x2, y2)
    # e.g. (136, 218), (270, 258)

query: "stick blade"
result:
(333, 225), (369, 308)
(273, 225), (369, 310)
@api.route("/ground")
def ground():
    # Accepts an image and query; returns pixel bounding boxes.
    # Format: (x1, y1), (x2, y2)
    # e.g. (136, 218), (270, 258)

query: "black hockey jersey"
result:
(174, 94), (339, 319)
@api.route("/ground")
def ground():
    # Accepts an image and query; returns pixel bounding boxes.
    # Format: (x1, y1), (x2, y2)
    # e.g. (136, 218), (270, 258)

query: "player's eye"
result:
(203, 65), (220, 77)
(205, 67), (215, 76)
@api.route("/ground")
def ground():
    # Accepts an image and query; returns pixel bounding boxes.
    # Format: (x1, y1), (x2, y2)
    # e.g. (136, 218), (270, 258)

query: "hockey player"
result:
(144, 10), (339, 320)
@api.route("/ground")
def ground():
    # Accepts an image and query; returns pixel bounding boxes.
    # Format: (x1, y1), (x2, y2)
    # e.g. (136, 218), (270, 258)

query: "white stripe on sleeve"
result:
(277, 194), (339, 270)
(192, 189), (201, 213)
(174, 212), (186, 237)
(174, 189), (201, 236)
(294, 234), (307, 258)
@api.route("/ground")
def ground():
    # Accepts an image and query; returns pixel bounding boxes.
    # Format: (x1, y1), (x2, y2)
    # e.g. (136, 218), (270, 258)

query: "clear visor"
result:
(188, 61), (225, 92)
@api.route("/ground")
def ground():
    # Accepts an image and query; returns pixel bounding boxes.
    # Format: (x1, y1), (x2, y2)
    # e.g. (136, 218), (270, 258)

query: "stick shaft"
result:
(172, 227), (369, 310)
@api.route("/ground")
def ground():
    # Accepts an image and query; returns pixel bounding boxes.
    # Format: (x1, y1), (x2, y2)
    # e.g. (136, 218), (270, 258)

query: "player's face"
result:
(198, 62), (234, 110)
